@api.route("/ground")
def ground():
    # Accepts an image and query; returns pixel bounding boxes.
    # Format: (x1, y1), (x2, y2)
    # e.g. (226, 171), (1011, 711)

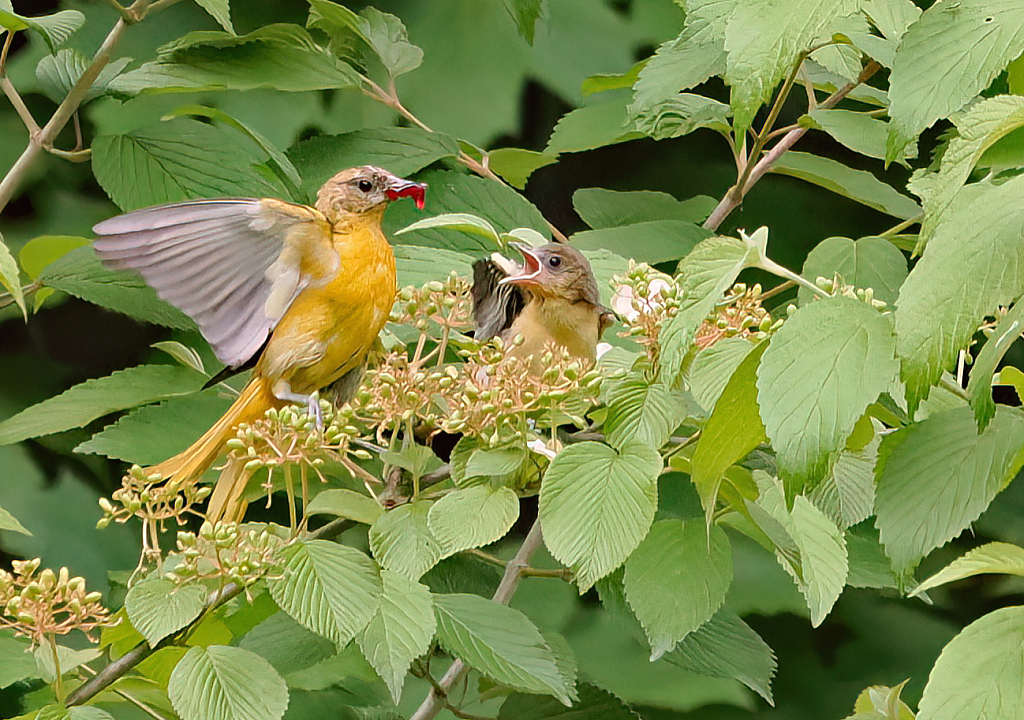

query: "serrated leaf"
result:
(306, 489), (383, 525)
(664, 609), (777, 705)
(368, 501), (443, 580)
(238, 611), (336, 676)
(168, 645), (288, 720)
(35, 50), (131, 106)
(433, 593), (571, 703)
(125, 579), (207, 646)
(875, 406), (1024, 571)
(396, 213), (501, 246)
(0, 232), (25, 320)
(785, 496), (847, 626)
(0, 504), (30, 536)
(895, 173), (1024, 413)
(806, 109), (913, 163)
(845, 526), (900, 590)
(498, 683), (637, 720)
(604, 377), (694, 450)
(539, 442), (661, 592)
(808, 429), (880, 530)
(570, 220), (710, 265)
(628, 29), (726, 121)
(0, 8), (83, 51)
(688, 338), (757, 413)
(798, 236), (908, 307)
(195, 0), (234, 33)
(428, 485), (519, 558)
(573, 188), (716, 229)
(35, 706), (114, 720)
(623, 520), (732, 660)
(771, 152), (921, 219)
(968, 297), (1024, 431)
(465, 447), (528, 479)
(911, 542), (1024, 599)
(394, 244), (474, 288)
(486, 148), (557, 190)
(886, 0), (1024, 162)
(307, 1), (422, 79)
(0, 365), (204, 445)
(39, 245), (195, 329)
(545, 101), (642, 155)
(357, 570), (435, 703)
(269, 540), (382, 645)
(916, 606), (1024, 720)
(659, 234), (759, 383)
(757, 297), (899, 495)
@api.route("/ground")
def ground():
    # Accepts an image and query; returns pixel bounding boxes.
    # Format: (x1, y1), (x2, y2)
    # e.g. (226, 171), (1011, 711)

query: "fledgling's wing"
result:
(471, 256), (525, 342)
(93, 198), (338, 368)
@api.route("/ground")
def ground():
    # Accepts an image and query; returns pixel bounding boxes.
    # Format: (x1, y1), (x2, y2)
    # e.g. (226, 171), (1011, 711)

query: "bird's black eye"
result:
(357, 179), (373, 193)
(548, 255), (562, 269)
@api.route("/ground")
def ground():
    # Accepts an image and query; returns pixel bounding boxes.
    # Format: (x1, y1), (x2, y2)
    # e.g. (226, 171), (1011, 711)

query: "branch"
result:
(409, 519), (546, 720)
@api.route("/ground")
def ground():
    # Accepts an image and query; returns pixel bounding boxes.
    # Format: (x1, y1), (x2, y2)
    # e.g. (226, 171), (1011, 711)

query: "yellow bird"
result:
(472, 242), (614, 369)
(93, 166), (426, 522)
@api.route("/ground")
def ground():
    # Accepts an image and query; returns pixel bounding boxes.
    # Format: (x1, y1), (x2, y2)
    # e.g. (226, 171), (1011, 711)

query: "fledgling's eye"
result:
(357, 179), (373, 193)
(548, 255), (562, 268)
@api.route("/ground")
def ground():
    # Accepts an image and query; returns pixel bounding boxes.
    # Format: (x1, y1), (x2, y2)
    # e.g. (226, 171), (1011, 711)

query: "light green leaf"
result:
(0, 504), (30, 536)
(968, 298), (1024, 431)
(465, 447), (528, 479)
(35, 706), (114, 720)
(396, 213), (501, 247)
(798, 236), (908, 307)
(168, 645), (288, 720)
(664, 609), (777, 705)
(0, 633), (35, 688)
(570, 220), (710, 265)
(771, 152), (921, 219)
(604, 377), (694, 450)
(631, 93), (732, 140)
(433, 593), (571, 703)
(35, 50), (131, 106)
(545, 101), (642, 154)
(845, 526), (901, 590)
(573, 188), (716, 229)
(498, 683), (636, 720)
(356, 570), (435, 703)
(806, 108), (914, 162)
(34, 645), (100, 683)
(194, 0), (233, 33)
(75, 390), (231, 465)
(308, 2), (422, 79)
(540, 442), (661, 592)
(269, 540), (382, 645)
(428, 485), (519, 557)
(92, 119), (282, 212)
(886, 0), (1024, 162)
(306, 489), (383, 525)
(394, 245), (474, 288)
(911, 542), (1024, 598)
(808, 428), (880, 530)
(582, 62), (643, 97)
(909, 95), (1024, 246)
(0, 365), (204, 446)
(916, 606), (1024, 720)
(862, 0), (921, 45)
(368, 501), (443, 580)
(152, 341), (206, 374)
(895, 173), (1024, 413)
(125, 579), (207, 646)
(875, 406), (1024, 571)
(501, 0), (545, 44)
(623, 520), (732, 660)
(691, 342), (768, 525)
(628, 29), (726, 121)
(0, 8), (83, 51)
(659, 233), (760, 383)
(238, 611), (336, 676)
(486, 148), (558, 189)
(0, 232), (25, 321)
(39, 246), (195, 330)
(688, 338), (757, 413)
(757, 297), (898, 495)
(785, 496), (848, 626)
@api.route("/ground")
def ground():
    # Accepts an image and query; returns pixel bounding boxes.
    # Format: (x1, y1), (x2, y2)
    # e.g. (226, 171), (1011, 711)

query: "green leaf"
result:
(501, 0), (545, 44)
(808, 428), (880, 530)
(770, 152), (921, 220)
(35, 706), (114, 720)
(545, 101), (642, 154)
(0, 231), (25, 321)
(875, 406), (1024, 571)
(269, 540), (382, 645)
(75, 390), (231, 465)
(0, 8), (83, 52)
(0, 632), (36, 689)
(306, 489), (383, 525)
(798, 236), (908, 307)
(394, 245), (474, 288)
(908, 95), (1024, 246)
(582, 62), (644, 97)
(433, 593), (571, 703)
(688, 338), (757, 413)
(486, 148), (558, 190)
(604, 377), (694, 450)
(125, 579), (207, 646)
(722, 0), (860, 136)
(664, 609), (777, 705)
(691, 342), (768, 525)
(35, 50), (131, 106)
(628, 30), (725, 121)
(307, 2), (422, 79)
(785, 496), (848, 626)
(916, 606), (1024, 720)
(499, 683), (637, 720)
(659, 233), (760, 383)
(573, 188), (716, 229)
(845, 526), (901, 590)
(623, 520), (732, 660)
(428, 485), (519, 558)
(630, 93), (732, 141)
(911, 542), (1024, 599)
(39, 246), (196, 330)
(757, 297), (899, 495)
(288, 128), (459, 201)
(238, 611), (336, 676)
(110, 25), (360, 95)
(0, 365), (204, 446)
(895, 173), (1024, 413)
(805, 109), (913, 163)
(368, 501), (443, 580)
(0, 504), (30, 536)
(356, 570), (435, 703)
(570, 220), (710, 265)
(194, 0), (234, 33)
(968, 298), (1024, 431)
(168, 645), (288, 720)
(395, 213), (501, 247)
(539, 442), (661, 592)
(464, 446), (528, 479)
(886, 0), (1024, 162)
(92, 119), (282, 212)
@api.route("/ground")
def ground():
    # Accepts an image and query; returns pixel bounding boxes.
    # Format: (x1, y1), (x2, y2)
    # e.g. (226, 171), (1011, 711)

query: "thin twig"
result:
(754, 279), (796, 304)
(880, 213), (922, 238)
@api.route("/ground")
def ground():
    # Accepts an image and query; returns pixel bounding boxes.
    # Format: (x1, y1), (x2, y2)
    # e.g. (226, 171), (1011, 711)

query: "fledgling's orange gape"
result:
(93, 166), (426, 522)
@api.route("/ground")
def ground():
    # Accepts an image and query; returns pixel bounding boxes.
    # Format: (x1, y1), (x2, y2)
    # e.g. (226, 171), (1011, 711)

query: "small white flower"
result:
(527, 438), (558, 460)
(611, 276), (673, 321)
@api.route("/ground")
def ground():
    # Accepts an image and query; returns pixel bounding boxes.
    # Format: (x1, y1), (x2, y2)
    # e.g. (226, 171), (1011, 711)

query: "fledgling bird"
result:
(93, 165), (426, 522)
(472, 242), (614, 369)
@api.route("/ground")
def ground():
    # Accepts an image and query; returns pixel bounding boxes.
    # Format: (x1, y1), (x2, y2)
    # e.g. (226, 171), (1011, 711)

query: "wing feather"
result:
(472, 257), (525, 342)
(93, 199), (336, 367)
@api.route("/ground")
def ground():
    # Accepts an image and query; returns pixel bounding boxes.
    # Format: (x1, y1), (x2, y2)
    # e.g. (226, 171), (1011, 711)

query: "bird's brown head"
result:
(315, 165), (426, 221)
(499, 243), (601, 305)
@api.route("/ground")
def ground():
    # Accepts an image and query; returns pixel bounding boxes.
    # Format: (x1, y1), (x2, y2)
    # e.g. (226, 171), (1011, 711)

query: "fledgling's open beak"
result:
(384, 176), (428, 209)
(498, 243), (543, 287)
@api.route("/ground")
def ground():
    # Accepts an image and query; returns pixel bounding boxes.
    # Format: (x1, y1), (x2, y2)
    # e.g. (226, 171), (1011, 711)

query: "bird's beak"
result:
(384, 175), (428, 209)
(498, 243), (543, 287)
